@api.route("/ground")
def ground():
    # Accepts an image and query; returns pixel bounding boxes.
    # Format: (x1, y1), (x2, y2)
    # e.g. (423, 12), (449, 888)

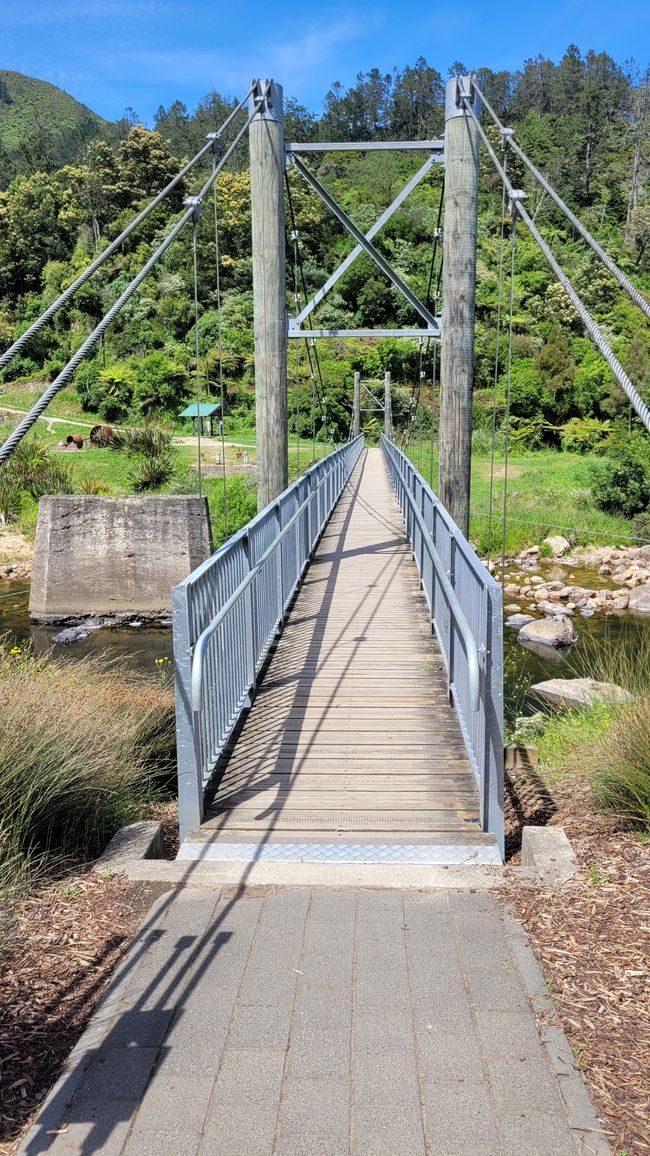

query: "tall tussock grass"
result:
(586, 694), (650, 829)
(0, 640), (176, 899)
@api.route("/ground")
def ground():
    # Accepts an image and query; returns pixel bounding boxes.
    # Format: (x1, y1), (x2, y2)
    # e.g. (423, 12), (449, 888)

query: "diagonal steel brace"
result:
(288, 153), (439, 332)
(292, 153), (439, 328)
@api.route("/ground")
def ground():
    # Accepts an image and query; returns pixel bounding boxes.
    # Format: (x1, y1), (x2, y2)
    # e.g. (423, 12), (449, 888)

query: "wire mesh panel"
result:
(381, 435), (504, 856)
(173, 436), (364, 837)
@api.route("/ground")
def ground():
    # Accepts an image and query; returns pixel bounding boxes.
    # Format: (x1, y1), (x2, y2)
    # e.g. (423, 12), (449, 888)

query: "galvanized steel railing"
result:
(381, 435), (504, 856)
(173, 436), (365, 838)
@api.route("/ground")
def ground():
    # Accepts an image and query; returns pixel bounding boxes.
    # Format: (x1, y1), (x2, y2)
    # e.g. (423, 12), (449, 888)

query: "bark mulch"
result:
(504, 773), (650, 1156)
(0, 871), (152, 1153)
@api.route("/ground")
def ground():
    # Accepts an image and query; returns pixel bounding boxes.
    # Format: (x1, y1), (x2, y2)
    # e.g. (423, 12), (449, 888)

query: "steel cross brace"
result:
(287, 153), (441, 338)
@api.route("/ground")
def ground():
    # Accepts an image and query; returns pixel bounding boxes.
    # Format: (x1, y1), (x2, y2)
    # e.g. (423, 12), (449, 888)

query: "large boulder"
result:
(531, 678), (633, 710)
(628, 585), (650, 616)
(543, 534), (571, 557)
(518, 615), (578, 649)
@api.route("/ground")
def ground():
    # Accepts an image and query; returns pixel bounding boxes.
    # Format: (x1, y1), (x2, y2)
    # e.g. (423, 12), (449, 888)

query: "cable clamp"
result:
(206, 132), (222, 157)
(500, 127), (514, 147)
(184, 196), (202, 224)
(290, 229), (299, 241)
(508, 189), (526, 217)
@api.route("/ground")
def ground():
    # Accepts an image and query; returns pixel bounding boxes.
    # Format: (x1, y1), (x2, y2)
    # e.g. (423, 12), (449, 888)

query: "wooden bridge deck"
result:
(190, 447), (489, 853)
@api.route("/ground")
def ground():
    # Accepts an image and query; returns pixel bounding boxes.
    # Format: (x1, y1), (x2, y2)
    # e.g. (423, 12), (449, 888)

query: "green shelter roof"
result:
(178, 403), (222, 418)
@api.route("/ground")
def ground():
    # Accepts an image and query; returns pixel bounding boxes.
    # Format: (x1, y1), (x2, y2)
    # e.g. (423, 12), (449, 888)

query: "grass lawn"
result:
(0, 385), (101, 424)
(406, 441), (638, 554)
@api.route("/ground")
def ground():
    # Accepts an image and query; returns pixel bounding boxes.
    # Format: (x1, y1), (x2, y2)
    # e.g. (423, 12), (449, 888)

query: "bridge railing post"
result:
(173, 583), (203, 839)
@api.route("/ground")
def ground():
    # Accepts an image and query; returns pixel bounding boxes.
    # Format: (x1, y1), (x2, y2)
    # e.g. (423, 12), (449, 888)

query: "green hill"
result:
(0, 70), (107, 185)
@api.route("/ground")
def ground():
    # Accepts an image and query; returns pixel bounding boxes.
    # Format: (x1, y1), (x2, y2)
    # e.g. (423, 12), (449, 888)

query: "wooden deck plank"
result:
(201, 448), (480, 840)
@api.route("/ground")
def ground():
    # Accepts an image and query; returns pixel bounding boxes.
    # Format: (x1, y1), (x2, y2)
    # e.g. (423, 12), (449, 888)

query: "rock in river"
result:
(531, 678), (633, 709)
(505, 614), (535, 630)
(543, 534), (571, 557)
(518, 615), (578, 649)
(628, 585), (650, 615)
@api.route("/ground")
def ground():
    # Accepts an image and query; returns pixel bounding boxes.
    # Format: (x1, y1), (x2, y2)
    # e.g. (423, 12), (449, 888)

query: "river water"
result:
(0, 580), (172, 676)
(2, 570), (648, 715)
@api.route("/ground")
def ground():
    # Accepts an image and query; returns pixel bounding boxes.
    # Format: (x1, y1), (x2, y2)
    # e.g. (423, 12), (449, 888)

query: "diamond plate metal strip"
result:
(177, 842), (502, 866)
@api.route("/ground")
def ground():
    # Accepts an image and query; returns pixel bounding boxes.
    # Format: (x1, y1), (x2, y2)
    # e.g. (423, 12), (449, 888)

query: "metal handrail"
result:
(190, 449), (354, 711)
(384, 444), (480, 711)
(381, 434), (504, 858)
(173, 435), (365, 838)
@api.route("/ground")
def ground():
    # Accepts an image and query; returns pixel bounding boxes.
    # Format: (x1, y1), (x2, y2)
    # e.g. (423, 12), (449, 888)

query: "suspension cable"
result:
(292, 228), (301, 471)
(0, 87), (254, 375)
(486, 150), (509, 566)
(460, 92), (650, 436)
(470, 79), (650, 326)
(191, 219), (204, 528)
(0, 112), (257, 464)
(284, 170), (336, 449)
(212, 157), (228, 536)
(501, 215), (517, 583)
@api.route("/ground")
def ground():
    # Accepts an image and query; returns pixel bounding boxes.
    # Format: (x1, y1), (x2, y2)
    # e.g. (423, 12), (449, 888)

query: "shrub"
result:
(0, 476), (22, 524)
(111, 424), (176, 493)
(559, 417), (611, 454)
(591, 451), (650, 517)
(0, 641), (176, 898)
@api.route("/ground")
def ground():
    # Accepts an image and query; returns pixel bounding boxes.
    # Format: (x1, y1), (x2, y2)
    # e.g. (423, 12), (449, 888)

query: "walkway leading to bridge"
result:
(21, 885), (608, 1156)
(179, 447), (498, 866)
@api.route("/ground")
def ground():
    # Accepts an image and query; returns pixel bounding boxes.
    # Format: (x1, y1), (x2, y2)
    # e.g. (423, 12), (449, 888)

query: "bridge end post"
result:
(250, 79), (288, 510)
(439, 75), (480, 538)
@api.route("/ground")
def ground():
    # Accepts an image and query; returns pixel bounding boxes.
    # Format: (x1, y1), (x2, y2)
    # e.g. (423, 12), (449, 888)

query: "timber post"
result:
(439, 76), (480, 536)
(384, 371), (393, 438)
(249, 79), (288, 509)
(353, 371), (361, 437)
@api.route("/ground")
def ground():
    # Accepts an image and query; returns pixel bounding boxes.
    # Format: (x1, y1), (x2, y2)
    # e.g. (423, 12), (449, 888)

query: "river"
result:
(2, 573), (648, 717)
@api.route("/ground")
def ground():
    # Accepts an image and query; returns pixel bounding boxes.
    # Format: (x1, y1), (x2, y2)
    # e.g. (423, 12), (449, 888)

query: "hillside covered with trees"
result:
(0, 47), (649, 485)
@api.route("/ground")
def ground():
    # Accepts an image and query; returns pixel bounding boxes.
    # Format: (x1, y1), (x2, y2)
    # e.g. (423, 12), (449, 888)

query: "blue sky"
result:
(3, 0), (649, 123)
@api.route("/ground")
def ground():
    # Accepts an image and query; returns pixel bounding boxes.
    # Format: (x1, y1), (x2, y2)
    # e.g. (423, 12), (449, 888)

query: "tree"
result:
(389, 58), (444, 138)
(115, 127), (180, 209)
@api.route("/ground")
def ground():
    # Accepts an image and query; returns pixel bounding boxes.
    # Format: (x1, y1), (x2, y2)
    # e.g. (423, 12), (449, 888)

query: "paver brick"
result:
(422, 1078), (498, 1149)
(279, 1077), (349, 1140)
(74, 1046), (159, 1103)
(288, 1027), (351, 1080)
(499, 1109), (578, 1155)
(352, 1104), (425, 1156)
(201, 1100), (279, 1149)
(488, 1058), (569, 1116)
(352, 1051), (420, 1105)
(128, 1073), (215, 1137)
(210, 1047), (286, 1106)
(228, 1003), (293, 1049)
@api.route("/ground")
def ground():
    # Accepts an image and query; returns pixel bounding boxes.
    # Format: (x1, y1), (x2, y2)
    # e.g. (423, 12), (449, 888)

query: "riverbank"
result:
(503, 705), (650, 1155)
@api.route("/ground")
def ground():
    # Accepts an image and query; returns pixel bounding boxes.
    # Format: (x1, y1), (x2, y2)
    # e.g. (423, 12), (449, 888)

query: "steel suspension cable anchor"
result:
(0, 86), (256, 375)
(470, 78), (650, 326)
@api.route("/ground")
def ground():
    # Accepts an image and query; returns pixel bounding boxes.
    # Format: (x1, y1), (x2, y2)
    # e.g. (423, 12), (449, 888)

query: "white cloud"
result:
(121, 12), (380, 97)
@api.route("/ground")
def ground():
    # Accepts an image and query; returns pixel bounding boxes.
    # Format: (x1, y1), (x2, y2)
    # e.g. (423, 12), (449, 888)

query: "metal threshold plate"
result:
(177, 842), (502, 866)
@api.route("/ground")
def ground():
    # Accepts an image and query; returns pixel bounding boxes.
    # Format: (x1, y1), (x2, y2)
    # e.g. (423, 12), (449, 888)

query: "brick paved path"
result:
(21, 887), (607, 1156)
